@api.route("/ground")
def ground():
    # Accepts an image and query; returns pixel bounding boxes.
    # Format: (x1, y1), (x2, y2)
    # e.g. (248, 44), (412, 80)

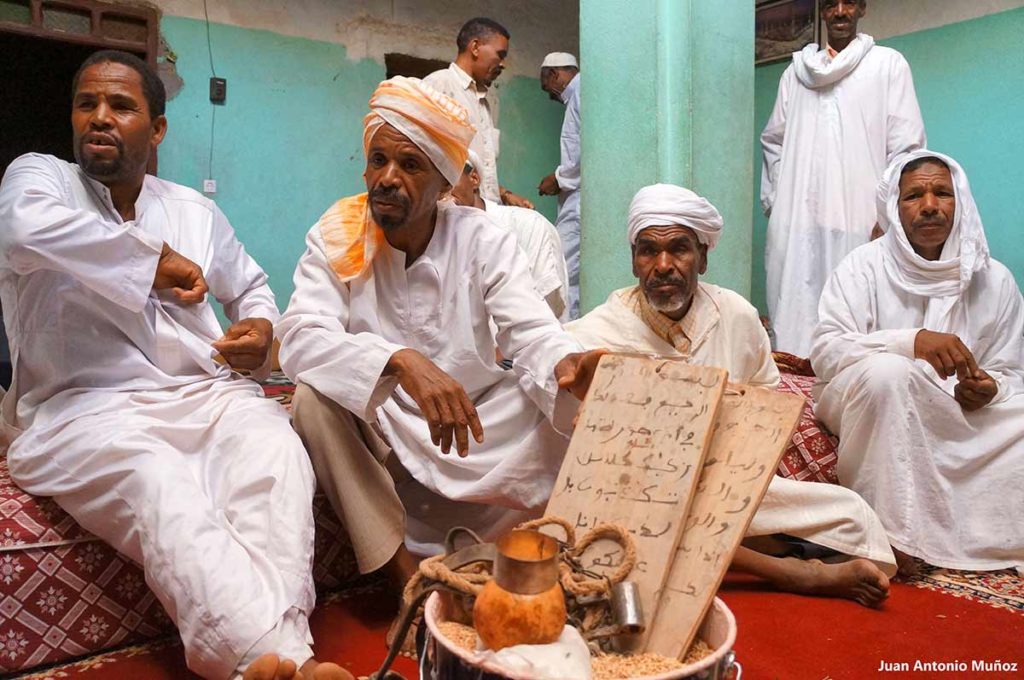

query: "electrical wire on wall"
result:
(204, 0), (217, 184)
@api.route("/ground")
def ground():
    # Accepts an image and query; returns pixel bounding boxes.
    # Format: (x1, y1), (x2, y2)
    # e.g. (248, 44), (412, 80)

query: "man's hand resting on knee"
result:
(153, 242), (208, 303)
(213, 318), (274, 371)
(954, 370), (998, 411)
(914, 330), (997, 409)
(385, 348), (484, 457)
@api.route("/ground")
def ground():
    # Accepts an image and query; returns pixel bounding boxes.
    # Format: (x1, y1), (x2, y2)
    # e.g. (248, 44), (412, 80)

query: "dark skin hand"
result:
(385, 348), (484, 457)
(153, 242), (208, 303)
(538, 172), (559, 196)
(213, 318), (274, 371)
(914, 329), (997, 410)
(554, 349), (608, 400)
(954, 371), (998, 411)
(384, 348), (607, 456)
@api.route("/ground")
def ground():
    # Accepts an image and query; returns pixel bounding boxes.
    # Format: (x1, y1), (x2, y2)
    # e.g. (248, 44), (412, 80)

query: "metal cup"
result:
(492, 530), (561, 595)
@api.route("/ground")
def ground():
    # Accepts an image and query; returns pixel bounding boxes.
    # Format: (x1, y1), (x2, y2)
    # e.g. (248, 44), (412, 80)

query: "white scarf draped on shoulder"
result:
(792, 33), (875, 89)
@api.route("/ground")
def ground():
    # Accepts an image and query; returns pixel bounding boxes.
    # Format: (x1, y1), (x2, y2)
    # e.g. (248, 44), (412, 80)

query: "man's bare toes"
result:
(244, 654), (299, 680)
(313, 661), (355, 680)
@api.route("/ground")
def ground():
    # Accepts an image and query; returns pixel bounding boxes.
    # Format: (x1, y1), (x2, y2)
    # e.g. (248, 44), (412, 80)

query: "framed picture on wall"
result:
(756, 0), (819, 65)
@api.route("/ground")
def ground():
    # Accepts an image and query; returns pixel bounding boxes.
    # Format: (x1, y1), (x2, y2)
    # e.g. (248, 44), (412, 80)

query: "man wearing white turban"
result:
(812, 151), (1024, 574)
(451, 149), (569, 320)
(761, 0), (925, 357)
(277, 77), (605, 595)
(568, 184), (897, 607)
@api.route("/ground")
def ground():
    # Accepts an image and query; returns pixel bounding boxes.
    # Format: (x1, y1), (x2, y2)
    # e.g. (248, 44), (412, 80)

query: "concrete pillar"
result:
(578, 0), (754, 312)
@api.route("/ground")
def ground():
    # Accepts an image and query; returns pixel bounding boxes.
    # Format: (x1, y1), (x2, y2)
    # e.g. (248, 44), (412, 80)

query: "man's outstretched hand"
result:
(501, 188), (535, 210)
(554, 349), (609, 401)
(385, 348), (484, 457)
(212, 318), (273, 371)
(153, 243), (208, 304)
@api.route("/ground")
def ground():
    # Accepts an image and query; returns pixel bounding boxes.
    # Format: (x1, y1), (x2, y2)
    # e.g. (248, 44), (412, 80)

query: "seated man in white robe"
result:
(450, 149), (569, 320)
(277, 77), (604, 592)
(812, 150), (1024, 575)
(0, 51), (346, 680)
(569, 183), (896, 606)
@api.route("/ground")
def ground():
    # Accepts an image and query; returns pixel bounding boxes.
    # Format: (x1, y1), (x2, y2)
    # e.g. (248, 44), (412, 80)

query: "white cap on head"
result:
(464, 149), (484, 172)
(627, 183), (723, 250)
(541, 52), (578, 69)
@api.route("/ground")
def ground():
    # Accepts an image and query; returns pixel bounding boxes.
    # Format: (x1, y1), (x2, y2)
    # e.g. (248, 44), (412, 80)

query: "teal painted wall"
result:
(157, 17), (565, 314)
(752, 8), (1024, 314)
(579, 0), (753, 314)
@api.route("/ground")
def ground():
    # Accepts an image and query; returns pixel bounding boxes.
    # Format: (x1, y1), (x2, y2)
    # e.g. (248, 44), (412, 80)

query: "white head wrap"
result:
(464, 148), (484, 172)
(541, 52), (578, 69)
(626, 184), (723, 250)
(877, 149), (990, 347)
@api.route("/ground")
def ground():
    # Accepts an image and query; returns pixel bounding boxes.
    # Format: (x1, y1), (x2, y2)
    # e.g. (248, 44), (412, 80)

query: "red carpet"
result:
(15, 574), (1024, 679)
(719, 573), (1024, 679)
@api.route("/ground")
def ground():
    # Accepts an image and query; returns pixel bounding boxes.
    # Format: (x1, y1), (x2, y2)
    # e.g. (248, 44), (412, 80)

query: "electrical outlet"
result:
(209, 77), (227, 103)
(203, 179), (217, 194)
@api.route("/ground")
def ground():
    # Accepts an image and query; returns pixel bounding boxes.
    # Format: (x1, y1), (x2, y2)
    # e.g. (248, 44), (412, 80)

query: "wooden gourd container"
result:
(472, 529), (566, 651)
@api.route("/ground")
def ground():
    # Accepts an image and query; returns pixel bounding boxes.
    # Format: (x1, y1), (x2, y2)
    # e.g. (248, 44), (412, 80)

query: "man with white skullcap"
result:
(812, 151), (1024, 575)
(278, 77), (605, 596)
(450, 149), (569, 320)
(568, 183), (898, 607)
(538, 52), (582, 318)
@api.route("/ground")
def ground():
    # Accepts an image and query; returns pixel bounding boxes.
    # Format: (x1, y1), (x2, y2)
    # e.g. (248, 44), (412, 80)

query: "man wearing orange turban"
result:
(278, 77), (605, 591)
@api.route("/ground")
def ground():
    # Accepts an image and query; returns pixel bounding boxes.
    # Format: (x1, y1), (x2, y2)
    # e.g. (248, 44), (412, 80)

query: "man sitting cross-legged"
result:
(277, 78), (605, 602)
(0, 50), (346, 679)
(812, 150), (1024, 575)
(568, 183), (897, 607)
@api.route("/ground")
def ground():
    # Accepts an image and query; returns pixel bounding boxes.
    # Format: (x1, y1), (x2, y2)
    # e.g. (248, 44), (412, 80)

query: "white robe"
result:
(483, 198), (569, 321)
(555, 73), (581, 319)
(277, 201), (582, 555)
(0, 154), (316, 678)
(812, 238), (1024, 571)
(761, 35), (925, 357)
(568, 285), (897, 574)
(424, 63), (502, 203)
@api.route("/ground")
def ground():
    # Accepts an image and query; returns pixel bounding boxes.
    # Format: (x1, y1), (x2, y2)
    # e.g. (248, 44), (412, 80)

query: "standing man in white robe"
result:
(761, 0), (926, 357)
(538, 53), (581, 318)
(812, 151), (1024, 575)
(277, 77), (604, 593)
(451, 150), (568, 321)
(0, 51), (348, 680)
(568, 184), (895, 606)
(424, 17), (533, 209)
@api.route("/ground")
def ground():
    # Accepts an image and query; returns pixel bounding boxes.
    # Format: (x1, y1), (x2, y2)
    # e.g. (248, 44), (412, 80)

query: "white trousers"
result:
(557, 189), (580, 320)
(816, 353), (1024, 571)
(7, 381), (317, 679)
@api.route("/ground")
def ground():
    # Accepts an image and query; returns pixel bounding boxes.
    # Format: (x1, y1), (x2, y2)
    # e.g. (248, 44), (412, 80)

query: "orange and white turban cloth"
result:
(318, 76), (476, 282)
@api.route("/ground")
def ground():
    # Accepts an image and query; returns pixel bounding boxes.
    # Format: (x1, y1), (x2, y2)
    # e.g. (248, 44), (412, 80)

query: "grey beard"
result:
(646, 291), (687, 315)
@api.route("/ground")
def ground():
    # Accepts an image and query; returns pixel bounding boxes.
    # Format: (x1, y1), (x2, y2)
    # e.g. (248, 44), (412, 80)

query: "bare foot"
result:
(893, 548), (919, 579)
(243, 654), (299, 680)
(384, 544), (420, 591)
(385, 600), (421, 656)
(775, 557), (890, 608)
(383, 544), (421, 655)
(300, 659), (354, 680)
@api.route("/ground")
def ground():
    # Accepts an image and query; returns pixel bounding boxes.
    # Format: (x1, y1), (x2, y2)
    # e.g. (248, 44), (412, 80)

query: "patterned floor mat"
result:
(907, 563), (1024, 615)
